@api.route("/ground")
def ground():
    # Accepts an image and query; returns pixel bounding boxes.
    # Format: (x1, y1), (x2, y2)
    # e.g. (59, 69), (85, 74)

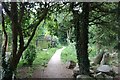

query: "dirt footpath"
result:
(32, 47), (73, 78)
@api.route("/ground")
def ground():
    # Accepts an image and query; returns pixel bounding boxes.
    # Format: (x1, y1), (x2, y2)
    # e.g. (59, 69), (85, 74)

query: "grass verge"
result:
(61, 44), (97, 63)
(61, 44), (77, 63)
(33, 47), (58, 67)
(17, 47), (58, 78)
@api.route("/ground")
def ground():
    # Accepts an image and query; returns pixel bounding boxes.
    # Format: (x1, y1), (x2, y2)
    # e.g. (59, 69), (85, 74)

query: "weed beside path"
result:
(16, 48), (58, 78)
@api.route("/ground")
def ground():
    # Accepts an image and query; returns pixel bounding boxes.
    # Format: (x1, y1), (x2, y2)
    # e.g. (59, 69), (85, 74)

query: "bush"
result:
(33, 48), (57, 67)
(61, 44), (77, 63)
(23, 44), (36, 66)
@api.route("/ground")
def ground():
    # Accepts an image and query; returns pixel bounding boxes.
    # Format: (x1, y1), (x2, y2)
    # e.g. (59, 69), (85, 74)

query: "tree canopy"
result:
(0, 2), (119, 80)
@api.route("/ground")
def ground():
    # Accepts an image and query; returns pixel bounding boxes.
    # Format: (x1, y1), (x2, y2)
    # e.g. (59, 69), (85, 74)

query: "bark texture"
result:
(71, 2), (90, 75)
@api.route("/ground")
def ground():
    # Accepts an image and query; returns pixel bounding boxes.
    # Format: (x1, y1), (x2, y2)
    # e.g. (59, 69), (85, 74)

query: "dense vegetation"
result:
(0, 2), (119, 80)
(61, 43), (77, 63)
(16, 47), (58, 78)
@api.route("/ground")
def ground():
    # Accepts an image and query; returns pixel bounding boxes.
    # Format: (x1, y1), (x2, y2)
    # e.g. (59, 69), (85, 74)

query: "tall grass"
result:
(61, 43), (97, 63)
(61, 44), (77, 63)
(33, 48), (57, 67)
(16, 47), (58, 78)
(17, 47), (58, 68)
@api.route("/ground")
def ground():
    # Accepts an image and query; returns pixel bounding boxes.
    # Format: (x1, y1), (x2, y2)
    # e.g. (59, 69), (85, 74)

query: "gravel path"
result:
(32, 47), (73, 78)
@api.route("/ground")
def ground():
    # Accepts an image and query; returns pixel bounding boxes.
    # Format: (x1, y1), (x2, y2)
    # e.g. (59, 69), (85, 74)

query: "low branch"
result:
(23, 18), (38, 31)
(89, 13), (107, 22)
(17, 26), (24, 54)
(89, 20), (109, 26)
(96, 6), (118, 14)
(23, 8), (48, 51)
(17, 3), (25, 54)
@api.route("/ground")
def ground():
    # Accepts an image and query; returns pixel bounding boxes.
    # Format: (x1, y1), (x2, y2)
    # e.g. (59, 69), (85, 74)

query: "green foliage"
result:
(88, 44), (97, 58)
(89, 3), (119, 51)
(61, 44), (77, 63)
(58, 32), (67, 45)
(33, 48), (57, 67)
(3, 3), (120, 78)
(17, 47), (58, 68)
(43, 9), (74, 45)
(22, 45), (36, 66)
(37, 40), (50, 49)
(0, 24), (2, 30)
(61, 43), (98, 62)
(45, 13), (59, 36)
(17, 47), (58, 78)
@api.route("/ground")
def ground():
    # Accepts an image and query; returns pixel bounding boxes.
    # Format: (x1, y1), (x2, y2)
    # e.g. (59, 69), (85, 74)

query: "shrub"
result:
(61, 44), (77, 63)
(23, 44), (36, 66)
(33, 48), (57, 67)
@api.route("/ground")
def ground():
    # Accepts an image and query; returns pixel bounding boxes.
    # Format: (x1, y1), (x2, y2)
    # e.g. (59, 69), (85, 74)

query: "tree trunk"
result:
(1, 8), (13, 80)
(1, 3), (18, 80)
(1, 2), (48, 80)
(72, 2), (90, 75)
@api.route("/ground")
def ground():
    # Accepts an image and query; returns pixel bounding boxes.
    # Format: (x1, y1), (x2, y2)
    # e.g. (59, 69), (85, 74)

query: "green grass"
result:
(33, 48), (57, 67)
(88, 45), (97, 59)
(17, 47), (58, 68)
(61, 43), (77, 63)
(16, 47), (58, 78)
(61, 43), (98, 63)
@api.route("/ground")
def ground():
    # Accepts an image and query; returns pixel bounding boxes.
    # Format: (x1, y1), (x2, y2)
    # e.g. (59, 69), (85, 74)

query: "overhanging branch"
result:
(96, 6), (118, 14)
(89, 13), (107, 22)
(23, 8), (48, 51)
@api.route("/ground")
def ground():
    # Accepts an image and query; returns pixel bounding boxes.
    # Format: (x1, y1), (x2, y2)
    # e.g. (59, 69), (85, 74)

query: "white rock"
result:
(97, 65), (112, 73)
(73, 64), (79, 77)
(95, 72), (105, 80)
(66, 60), (76, 69)
(73, 65), (79, 74)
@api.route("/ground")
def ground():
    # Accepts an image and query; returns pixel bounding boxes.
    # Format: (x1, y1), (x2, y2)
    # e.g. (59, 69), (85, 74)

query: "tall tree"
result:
(1, 2), (48, 80)
(71, 2), (90, 75)
(89, 3), (118, 53)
